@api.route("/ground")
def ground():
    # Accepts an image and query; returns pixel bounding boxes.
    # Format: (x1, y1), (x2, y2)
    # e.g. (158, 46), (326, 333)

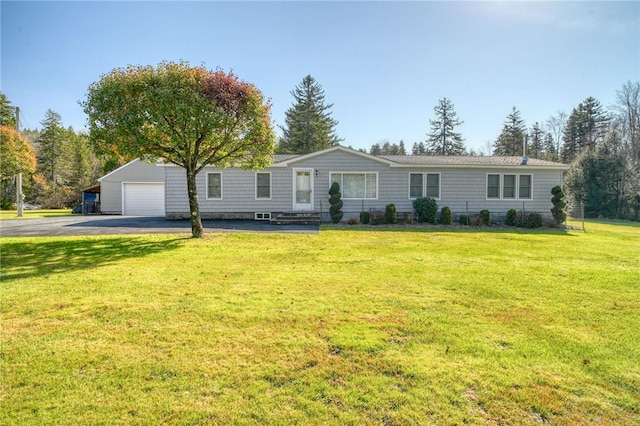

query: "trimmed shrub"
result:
(413, 197), (438, 223)
(550, 185), (567, 224)
(385, 204), (397, 224)
(359, 211), (370, 225)
(524, 212), (543, 228)
(479, 209), (491, 225)
(440, 206), (453, 225)
(505, 208), (517, 226)
(458, 214), (470, 225)
(329, 182), (344, 223)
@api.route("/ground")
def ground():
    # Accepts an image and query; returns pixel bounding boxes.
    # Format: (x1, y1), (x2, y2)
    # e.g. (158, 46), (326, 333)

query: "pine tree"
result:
(566, 127), (626, 218)
(543, 132), (556, 161)
(411, 142), (426, 155)
(369, 140), (406, 155)
(278, 75), (341, 154)
(36, 109), (66, 189)
(528, 122), (545, 159)
(62, 128), (97, 191)
(493, 107), (526, 156)
(398, 140), (406, 155)
(561, 97), (609, 162)
(0, 92), (16, 128)
(425, 98), (465, 155)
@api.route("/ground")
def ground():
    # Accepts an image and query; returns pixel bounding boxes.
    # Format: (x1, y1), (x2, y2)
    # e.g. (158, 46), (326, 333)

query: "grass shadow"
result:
(0, 236), (185, 283)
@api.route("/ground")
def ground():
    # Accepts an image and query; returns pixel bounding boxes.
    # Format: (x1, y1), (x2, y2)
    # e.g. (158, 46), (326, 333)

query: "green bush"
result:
(505, 208), (517, 226)
(458, 214), (469, 225)
(439, 206), (452, 225)
(385, 204), (397, 224)
(1, 198), (13, 210)
(550, 185), (567, 224)
(413, 197), (438, 223)
(479, 209), (491, 225)
(329, 182), (343, 223)
(524, 212), (543, 228)
(359, 211), (370, 225)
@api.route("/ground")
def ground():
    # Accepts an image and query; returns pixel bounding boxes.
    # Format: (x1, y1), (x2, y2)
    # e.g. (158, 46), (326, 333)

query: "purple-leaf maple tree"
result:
(82, 61), (276, 238)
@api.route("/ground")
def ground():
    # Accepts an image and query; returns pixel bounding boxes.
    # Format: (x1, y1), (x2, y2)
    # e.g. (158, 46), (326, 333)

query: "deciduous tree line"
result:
(1, 93), (105, 209)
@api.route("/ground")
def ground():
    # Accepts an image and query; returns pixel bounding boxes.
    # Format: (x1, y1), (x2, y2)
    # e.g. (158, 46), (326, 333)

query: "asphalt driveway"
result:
(0, 216), (319, 237)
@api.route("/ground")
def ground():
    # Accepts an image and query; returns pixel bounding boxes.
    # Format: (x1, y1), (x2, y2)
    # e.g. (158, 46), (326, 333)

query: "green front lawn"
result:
(0, 209), (73, 220)
(1, 221), (638, 424)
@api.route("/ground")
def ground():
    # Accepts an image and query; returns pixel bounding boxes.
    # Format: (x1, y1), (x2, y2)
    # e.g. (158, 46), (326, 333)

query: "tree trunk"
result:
(186, 167), (204, 238)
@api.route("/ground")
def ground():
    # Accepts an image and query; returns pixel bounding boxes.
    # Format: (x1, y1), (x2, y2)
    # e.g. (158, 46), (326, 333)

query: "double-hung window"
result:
(331, 173), (377, 199)
(519, 175), (532, 199)
(409, 173), (440, 198)
(256, 172), (271, 199)
(503, 174), (516, 199)
(487, 173), (533, 199)
(207, 173), (222, 199)
(426, 173), (440, 198)
(409, 173), (423, 198)
(487, 174), (500, 199)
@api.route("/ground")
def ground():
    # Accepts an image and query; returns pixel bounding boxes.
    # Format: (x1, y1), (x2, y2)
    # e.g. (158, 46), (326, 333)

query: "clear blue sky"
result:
(2, 1), (638, 153)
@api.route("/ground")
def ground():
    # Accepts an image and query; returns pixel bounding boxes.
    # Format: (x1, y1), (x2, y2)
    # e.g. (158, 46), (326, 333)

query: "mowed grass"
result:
(1, 221), (639, 424)
(0, 209), (73, 220)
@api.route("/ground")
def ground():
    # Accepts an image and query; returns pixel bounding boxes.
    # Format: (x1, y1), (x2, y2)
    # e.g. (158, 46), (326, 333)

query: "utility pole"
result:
(15, 106), (24, 217)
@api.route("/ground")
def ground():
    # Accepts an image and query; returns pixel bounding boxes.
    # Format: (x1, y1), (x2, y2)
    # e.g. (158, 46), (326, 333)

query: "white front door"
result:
(293, 168), (314, 211)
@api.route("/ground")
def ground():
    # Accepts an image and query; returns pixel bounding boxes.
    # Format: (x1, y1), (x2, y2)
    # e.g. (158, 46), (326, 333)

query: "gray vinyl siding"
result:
(165, 166), (294, 216)
(99, 159), (165, 214)
(437, 168), (562, 219)
(164, 149), (564, 221)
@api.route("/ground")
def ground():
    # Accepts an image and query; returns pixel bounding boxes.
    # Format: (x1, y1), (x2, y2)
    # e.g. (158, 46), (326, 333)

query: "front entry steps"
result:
(271, 212), (321, 225)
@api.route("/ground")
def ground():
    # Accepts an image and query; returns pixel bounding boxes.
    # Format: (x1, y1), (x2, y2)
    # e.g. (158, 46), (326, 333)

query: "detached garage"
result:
(98, 159), (165, 215)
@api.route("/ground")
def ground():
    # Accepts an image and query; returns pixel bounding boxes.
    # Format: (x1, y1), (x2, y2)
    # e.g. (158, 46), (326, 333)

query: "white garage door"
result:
(123, 183), (165, 216)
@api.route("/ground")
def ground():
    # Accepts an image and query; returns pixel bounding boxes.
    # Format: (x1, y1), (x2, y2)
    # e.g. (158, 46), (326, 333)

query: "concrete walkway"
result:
(0, 216), (319, 237)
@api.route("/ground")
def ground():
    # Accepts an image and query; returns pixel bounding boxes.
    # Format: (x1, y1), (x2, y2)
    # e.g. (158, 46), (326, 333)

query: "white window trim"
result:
(425, 172), (441, 200)
(206, 172), (223, 200)
(408, 173), (424, 199)
(486, 173), (501, 200)
(408, 172), (441, 200)
(518, 174), (533, 200)
(255, 172), (272, 200)
(486, 173), (534, 200)
(330, 172), (378, 200)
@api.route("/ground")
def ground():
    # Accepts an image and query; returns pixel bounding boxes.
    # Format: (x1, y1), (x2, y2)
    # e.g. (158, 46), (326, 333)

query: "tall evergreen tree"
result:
(277, 75), (341, 154)
(561, 97), (609, 162)
(566, 126), (627, 218)
(528, 122), (545, 159)
(0, 92), (17, 128)
(62, 128), (98, 191)
(425, 98), (465, 155)
(411, 142), (427, 155)
(493, 107), (527, 156)
(543, 132), (556, 161)
(369, 140), (406, 155)
(35, 109), (66, 189)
